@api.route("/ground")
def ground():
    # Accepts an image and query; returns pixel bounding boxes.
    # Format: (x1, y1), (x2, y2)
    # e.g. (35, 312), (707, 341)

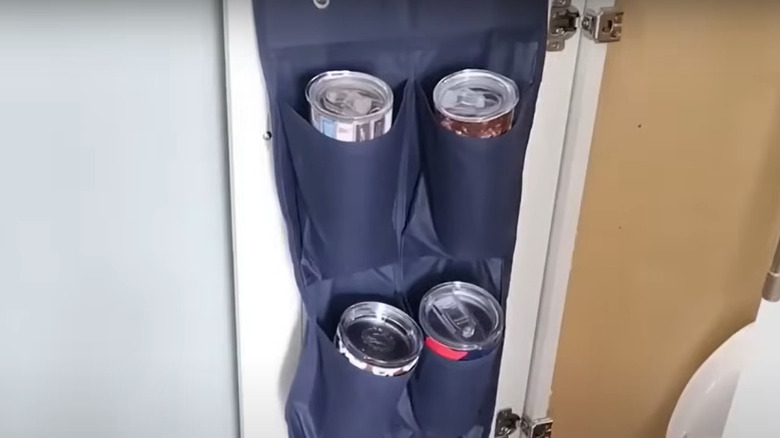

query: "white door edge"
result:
(494, 0), (587, 426)
(223, 1), (303, 437)
(522, 0), (614, 422)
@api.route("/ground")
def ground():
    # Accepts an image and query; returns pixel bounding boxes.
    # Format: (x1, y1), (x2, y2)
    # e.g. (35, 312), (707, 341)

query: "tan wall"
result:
(550, 1), (780, 437)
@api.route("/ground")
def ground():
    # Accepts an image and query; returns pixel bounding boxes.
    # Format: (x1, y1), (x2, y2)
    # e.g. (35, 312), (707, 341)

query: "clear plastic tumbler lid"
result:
(306, 71), (393, 121)
(419, 282), (504, 351)
(338, 302), (423, 370)
(433, 69), (519, 123)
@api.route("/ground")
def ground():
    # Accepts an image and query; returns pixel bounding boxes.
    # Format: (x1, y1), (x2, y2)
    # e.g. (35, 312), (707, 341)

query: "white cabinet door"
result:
(223, 1), (610, 436)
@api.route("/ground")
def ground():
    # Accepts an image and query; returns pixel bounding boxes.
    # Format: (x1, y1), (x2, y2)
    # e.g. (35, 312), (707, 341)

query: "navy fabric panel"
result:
(256, 0), (541, 50)
(417, 84), (531, 259)
(297, 269), (399, 334)
(285, 284), (416, 438)
(252, 0), (548, 436)
(410, 348), (501, 437)
(279, 82), (411, 278)
(318, 325), (412, 437)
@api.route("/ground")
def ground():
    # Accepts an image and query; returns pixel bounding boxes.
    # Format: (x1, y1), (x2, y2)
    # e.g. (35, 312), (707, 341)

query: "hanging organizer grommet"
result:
(251, 0), (548, 436)
(312, 0), (329, 10)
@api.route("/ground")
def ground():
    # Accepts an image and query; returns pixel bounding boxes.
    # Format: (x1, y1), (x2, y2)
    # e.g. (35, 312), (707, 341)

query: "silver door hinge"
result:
(495, 409), (553, 438)
(495, 409), (521, 437)
(521, 416), (553, 438)
(582, 7), (624, 43)
(547, 0), (580, 51)
(548, 1), (624, 51)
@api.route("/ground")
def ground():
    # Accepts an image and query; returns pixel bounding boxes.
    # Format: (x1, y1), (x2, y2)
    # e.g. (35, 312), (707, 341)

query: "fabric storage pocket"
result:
(314, 323), (413, 438)
(417, 84), (531, 259)
(279, 82), (412, 278)
(409, 346), (500, 437)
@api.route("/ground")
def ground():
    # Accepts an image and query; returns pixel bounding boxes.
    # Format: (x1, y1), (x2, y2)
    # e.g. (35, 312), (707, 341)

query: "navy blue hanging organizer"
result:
(252, 0), (547, 436)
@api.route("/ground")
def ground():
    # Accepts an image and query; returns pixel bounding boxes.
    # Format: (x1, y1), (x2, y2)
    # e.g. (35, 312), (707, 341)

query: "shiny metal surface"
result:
(763, 235), (780, 302)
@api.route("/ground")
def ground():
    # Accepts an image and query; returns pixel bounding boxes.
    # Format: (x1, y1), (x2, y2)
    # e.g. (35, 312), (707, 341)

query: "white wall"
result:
(0, 1), (238, 437)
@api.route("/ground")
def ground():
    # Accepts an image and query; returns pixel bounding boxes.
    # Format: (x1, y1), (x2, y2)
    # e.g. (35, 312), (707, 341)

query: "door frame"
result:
(522, 0), (613, 422)
(222, 1), (301, 437)
(493, 0), (590, 424)
(222, 0), (612, 436)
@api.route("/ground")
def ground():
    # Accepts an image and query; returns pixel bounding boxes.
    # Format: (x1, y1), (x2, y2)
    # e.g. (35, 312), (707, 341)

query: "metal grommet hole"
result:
(313, 0), (330, 9)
